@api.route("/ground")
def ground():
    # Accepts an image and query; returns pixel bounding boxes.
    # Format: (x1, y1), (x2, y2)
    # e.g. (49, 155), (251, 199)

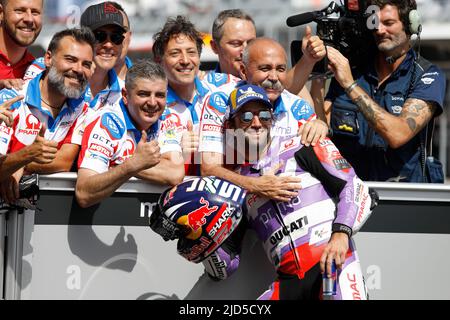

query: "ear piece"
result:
(408, 9), (422, 35)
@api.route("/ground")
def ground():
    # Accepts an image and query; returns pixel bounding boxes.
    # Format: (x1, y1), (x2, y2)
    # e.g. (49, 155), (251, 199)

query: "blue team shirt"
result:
(326, 49), (446, 182)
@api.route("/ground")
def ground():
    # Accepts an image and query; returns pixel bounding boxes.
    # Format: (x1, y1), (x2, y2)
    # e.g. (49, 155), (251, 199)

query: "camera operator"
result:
(318, 0), (446, 182)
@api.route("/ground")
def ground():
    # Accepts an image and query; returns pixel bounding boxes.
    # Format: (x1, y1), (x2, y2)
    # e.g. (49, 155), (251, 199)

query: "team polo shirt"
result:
(0, 50), (35, 79)
(23, 57), (123, 112)
(0, 73), (89, 155)
(325, 49), (446, 181)
(198, 83), (316, 154)
(23, 56), (45, 81)
(116, 56), (133, 89)
(78, 100), (179, 173)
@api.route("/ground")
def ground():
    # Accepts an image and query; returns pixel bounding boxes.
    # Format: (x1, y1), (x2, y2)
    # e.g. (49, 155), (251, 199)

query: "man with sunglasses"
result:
(80, 2), (126, 109)
(199, 84), (377, 300)
(24, 2), (128, 113)
(199, 37), (328, 202)
(109, 1), (133, 88)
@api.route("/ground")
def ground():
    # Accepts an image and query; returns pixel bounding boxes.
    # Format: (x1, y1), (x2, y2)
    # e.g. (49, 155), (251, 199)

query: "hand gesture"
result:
(0, 79), (24, 90)
(0, 170), (22, 204)
(301, 26), (327, 63)
(132, 130), (161, 171)
(298, 119), (329, 147)
(320, 232), (350, 277)
(0, 95), (23, 127)
(181, 121), (199, 159)
(29, 123), (58, 164)
(253, 162), (302, 202)
(326, 46), (354, 89)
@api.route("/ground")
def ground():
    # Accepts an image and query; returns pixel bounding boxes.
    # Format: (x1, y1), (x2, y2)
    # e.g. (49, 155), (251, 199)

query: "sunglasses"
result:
(94, 30), (125, 45)
(238, 110), (272, 123)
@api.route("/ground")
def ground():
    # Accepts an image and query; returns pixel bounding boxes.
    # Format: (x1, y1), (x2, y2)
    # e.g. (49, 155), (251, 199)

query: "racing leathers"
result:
(203, 135), (377, 300)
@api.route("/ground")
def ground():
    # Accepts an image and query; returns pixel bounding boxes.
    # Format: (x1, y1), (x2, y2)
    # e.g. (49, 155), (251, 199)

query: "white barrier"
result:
(3, 173), (450, 300)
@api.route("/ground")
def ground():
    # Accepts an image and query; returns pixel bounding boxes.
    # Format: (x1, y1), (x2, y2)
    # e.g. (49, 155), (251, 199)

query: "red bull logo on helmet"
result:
(177, 197), (218, 240)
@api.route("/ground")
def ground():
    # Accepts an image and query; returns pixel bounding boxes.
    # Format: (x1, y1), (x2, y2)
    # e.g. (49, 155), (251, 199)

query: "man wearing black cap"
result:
(80, 1), (127, 103)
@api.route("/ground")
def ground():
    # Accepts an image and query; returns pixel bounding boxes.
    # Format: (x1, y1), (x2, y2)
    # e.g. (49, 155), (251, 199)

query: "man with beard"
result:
(199, 38), (328, 202)
(76, 61), (184, 208)
(24, 2), (128, 111)
(0, 28), (95, 203)
(318, 0), (446, 182)
(0, 0), (43, 89)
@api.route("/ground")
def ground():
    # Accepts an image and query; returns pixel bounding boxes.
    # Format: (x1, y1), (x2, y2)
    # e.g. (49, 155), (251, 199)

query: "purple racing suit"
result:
(203, 135), (377, 300)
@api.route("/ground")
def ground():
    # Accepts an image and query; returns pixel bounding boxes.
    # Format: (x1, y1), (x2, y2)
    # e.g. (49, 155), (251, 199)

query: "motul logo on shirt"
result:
(202, 124), (223, 133)
(89, 143), (112, 157)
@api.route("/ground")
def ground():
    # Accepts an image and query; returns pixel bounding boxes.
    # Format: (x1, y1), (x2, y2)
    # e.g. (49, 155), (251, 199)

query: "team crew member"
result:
(199, 38), (328, 202)
(0, 28), (95, 202)
(0, 0), (43, 89)
(154, 85), (377, 300)
(320, 0), (446, 182)
(24, 1), (128, 115)
(76, 61), (184, 208)
(152, 15), (234, 175)
(109, 1), (133, 87)
(208, 9), (326, 107)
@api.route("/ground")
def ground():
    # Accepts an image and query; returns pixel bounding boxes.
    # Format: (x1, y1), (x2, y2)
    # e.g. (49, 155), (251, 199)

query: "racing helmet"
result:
(149, 176), (247, 263)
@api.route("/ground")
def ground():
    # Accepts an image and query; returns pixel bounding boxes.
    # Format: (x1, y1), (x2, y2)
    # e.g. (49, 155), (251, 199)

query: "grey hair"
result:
(125, 60), (167, 90)
(212, 9), (255, 44)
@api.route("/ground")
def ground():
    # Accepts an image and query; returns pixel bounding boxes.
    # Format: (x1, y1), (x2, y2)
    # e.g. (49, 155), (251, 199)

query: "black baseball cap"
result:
(80, 2), (126, 33)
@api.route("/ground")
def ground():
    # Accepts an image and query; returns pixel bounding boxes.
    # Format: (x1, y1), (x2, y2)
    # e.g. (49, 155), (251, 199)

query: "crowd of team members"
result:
(0, 1), (329, 206)
(0, 0), (445, 301)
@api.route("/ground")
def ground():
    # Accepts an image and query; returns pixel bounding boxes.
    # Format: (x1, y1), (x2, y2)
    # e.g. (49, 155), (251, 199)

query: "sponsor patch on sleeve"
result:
(100, 113), (125, 140)
(290, 99), (314, 121)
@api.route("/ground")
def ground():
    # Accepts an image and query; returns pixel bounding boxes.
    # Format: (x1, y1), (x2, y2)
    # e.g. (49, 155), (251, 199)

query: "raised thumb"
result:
(140, 130), (148, 143)
(187, 120), (194, 132)
(304, 25), (312, 39)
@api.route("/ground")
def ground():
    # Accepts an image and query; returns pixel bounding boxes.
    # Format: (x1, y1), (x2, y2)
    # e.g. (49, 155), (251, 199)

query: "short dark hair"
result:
(367, 0), (417, 34)
(212, 9), (255, 44)
(107, 1), (130, 30)
(152, 15), (203, 60)
(47, 27), (96, 54)
(125, 60), (167, 90)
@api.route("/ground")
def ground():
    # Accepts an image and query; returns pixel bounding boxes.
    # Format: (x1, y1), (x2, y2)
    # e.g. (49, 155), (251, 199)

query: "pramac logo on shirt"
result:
(18, 114), (40, 136)
(122, 139), (135, 158)
(100, 113), (125, 140)
(26, 114), (40, 130)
